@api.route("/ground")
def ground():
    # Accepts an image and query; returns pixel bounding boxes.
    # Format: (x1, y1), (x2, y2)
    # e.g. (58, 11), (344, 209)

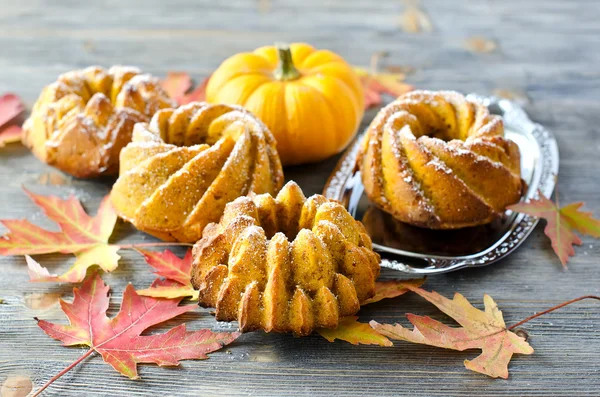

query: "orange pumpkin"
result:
(206, 43), (364, 165)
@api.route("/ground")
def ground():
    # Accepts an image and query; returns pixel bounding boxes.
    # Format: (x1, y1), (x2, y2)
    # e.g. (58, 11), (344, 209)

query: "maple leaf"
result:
(371, 286), (533, 379)
(0, 93), (25, 147)
(354, 66), (414, 109)
(0, 125), (23, 147)
(0, 189), (119, 282)
(316, 316), (393, 346)
(508, 192), (600, 267)
(316, 279), (420, 345)
(136, 249), (198, 300)
(161, 72), (210, 105)
(33, 273), (239, 395)
(161, 71), (192, 101)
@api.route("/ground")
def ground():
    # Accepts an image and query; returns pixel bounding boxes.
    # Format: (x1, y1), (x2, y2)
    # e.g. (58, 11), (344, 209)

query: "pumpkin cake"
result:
(357, 90), (523, 229)
(191, 181), (381, 335)
(110, 102), (284, 243)
(22, 66), (175, 178)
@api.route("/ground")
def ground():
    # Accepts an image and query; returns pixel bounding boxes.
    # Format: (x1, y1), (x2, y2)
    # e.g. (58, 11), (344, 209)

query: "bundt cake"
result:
(22, 66), (175, 178)
(110, 102), (284, 243)
(191, 181), (381, 336)
(357, 90), (523, 229)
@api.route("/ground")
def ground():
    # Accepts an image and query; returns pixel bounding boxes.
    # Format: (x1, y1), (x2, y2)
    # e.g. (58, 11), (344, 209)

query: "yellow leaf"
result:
(317, 316), (393, 346)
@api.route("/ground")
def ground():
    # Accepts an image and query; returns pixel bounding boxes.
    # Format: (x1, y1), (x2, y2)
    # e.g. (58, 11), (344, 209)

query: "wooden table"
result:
(1, 1), (599, 396)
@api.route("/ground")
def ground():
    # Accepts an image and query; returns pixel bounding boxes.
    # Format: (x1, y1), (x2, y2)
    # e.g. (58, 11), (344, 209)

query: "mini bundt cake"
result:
(357, 90), (523, 229)
(22, 66), (175, 178)
(190, 181), (381, 336)
(110, 102), (284, 243)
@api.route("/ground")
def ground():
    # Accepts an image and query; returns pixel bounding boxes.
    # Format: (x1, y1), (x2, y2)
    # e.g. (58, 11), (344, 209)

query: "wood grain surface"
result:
(1, 0), (599, 396)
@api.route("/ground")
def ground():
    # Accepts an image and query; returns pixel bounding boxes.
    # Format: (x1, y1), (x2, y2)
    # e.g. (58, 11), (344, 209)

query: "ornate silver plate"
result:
(323, 96), (559, 274)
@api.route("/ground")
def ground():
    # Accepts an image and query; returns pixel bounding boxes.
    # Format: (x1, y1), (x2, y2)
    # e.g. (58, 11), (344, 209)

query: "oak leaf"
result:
(161, 72), (210, 105)
(34, 273), (239, 395)
(361, 278), (425, 305)
(508, 193), (600, 267)
(316, 279), (420, 345)
(136, 249), (198, 300)
(371, 286), (533, 379)
(0, 189), (119, 282)
(0, 93), (25, 147)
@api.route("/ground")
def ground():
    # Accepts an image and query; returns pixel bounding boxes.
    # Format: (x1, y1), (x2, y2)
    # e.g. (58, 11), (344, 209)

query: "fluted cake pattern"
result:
(191, 181), (381, 335)
(23, 66), (175, 178)
(357, 90), (523, 229)
(110, 102), (284, 243)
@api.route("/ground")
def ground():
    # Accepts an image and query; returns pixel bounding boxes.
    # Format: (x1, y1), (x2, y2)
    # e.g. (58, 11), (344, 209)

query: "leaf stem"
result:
(118, 242), (193, 249)
(32, 348), (95, 397)
(273, 43), (300, 81)
(508, 295), (600, 330)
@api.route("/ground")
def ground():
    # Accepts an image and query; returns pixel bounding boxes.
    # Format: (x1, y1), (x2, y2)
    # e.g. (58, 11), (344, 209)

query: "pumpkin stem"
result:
(274, 43), (300, 81)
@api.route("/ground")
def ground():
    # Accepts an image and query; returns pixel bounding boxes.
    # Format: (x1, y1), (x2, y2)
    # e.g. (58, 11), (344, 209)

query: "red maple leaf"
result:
(508, 192), (600, 267)
(33, 272), (239, 396)
(0, 93), (25, 146)
(136, 249), (198, 299)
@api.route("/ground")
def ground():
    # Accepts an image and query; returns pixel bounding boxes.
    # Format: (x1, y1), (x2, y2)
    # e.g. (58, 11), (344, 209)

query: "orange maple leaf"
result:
(160, 71), (192, 100)
(136, 249), (198, 300)
(161, 72), (210, 105)
(0, 189), (119, 282)
(508, 192), (600, 267)
(354, 67), (414, 109)
(316, 279), (421, 345)
(33, 273), (239, 396)
(371, 286), (534, 379)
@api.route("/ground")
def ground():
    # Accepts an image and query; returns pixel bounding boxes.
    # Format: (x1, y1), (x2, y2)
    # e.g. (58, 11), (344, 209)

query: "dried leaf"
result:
(0, 93), (25, 147)
(464, 36), (498, 53)
(161, 72), (192, 101)
(0, 125), (22, 147)
(508, 193), (600, 267)
(1, 375), (33, 397)
(35, 273), (239, 394)
(385, 65), (416, 75)
(362, 278), (425, 305)
(354, 57), (414, 110)
(493, 88), (530, 105)
(24, 292), (62, 310)
(399, 5), (433, 33)
(0, 189), (119, 282)
(0, 93), (24, 128)
(136, 249), (198, 300)
(179, 75), (210, 104)
(161, 72), (210, 105)
(371, 286), (533, 378)
(316, 316), (393, 346)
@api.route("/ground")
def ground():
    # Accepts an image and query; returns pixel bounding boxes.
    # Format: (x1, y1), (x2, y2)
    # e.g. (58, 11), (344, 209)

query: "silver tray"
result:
(323, 95), (559, 275)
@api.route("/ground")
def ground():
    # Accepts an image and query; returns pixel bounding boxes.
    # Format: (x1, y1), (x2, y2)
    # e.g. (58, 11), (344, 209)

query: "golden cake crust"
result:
(22, 66), (175, 178)
(110, 102), (284, 243)
(191, 181), (381, 336)
(357, 90), (523, 229)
